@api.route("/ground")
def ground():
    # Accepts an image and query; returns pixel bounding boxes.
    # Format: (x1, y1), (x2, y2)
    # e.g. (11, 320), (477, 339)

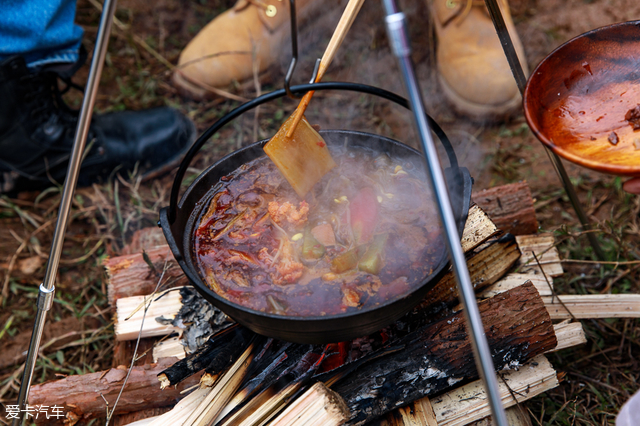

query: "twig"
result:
(104, 261), (169, 425)
(569, 372), (622, 394)
(532, 251), (577, 321)
(1, 218), (55, 304)
(561, 259), (640, 265)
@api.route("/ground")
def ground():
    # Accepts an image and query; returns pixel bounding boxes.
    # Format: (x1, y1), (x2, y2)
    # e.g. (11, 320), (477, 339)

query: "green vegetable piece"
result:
(302, 227), (325, 260)
(330, 245), (367, 274)
(358, 233), (388, 275)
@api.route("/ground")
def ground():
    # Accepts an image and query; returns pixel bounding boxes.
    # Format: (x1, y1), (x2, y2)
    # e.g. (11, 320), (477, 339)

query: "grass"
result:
(1, 0), (639, 425)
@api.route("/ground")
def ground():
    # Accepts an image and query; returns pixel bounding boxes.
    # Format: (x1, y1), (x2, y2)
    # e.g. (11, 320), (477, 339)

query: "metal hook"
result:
(284, 0), (300, 99)
(284, 0), (322, 98)
(309, 58), (321, 83)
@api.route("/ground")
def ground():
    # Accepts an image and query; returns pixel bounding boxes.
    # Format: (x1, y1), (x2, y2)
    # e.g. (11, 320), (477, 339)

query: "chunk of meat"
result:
(342, 288), (361, 307)
(272, 239), (304, 285)
(268, 201), (309, 228)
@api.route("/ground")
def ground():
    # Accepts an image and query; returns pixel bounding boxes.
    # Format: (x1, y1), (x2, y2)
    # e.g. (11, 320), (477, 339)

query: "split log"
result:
(120, 227), (168, 255)
(420, 235), (520, 309)
(550, 321), (587, 352)
(384, 405), (532, 426)
(516, 234), (563, 277)
(104, 246), (189, 306)
(429, 355), (558, 426)
(477, 273), (553, 299)
(115, 289), (183, 341)
(472, 182), (538, 236)
(380, 355), (557, 426)
(333, 283), (557, 426)
(269, 382), (350, 426)
(468, 407), (533, 426)
(28, 358), (201, 424)
(153, 337), (186, 362)
(459, 205), (498, 252)
(544, 294), (640, 319)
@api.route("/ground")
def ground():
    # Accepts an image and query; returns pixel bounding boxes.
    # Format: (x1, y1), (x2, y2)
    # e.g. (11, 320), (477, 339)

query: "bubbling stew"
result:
(193, 144), (444, 317)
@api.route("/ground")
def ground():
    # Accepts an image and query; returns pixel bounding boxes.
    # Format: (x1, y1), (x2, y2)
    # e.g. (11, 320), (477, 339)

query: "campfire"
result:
(25, 182), (639, 425)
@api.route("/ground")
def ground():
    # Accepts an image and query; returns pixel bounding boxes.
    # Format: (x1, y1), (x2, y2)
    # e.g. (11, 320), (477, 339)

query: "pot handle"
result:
(167, 82), (460, 224)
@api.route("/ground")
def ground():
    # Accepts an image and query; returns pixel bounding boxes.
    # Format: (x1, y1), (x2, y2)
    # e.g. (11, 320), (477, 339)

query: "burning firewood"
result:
(380, 354), (558, 426)
(331, 282), (557, 426)
(157, 324), (250, 389)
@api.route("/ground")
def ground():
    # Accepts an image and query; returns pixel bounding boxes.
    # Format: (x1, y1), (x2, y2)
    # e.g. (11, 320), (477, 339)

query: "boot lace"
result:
(443, 0), (488, 27)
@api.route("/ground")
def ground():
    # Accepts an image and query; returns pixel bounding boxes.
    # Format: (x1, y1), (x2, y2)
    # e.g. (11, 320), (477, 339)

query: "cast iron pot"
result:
(159, 83), (472, 344)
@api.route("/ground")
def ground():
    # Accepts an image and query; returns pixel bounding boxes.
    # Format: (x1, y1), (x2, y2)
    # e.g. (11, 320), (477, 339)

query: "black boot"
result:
(0, 56), (196, 194)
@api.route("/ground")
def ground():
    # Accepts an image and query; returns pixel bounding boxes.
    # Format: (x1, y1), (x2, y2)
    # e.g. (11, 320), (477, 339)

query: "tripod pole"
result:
(382, 2), (508, 425)
(12, 0), (118, 423)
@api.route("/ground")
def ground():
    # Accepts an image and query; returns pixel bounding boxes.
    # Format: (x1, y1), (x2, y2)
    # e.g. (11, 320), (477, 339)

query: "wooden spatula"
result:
(264, 0), (365, 198)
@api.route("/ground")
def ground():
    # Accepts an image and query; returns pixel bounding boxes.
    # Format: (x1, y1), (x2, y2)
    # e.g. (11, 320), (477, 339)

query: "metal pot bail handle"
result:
(167, 82), (461, 224)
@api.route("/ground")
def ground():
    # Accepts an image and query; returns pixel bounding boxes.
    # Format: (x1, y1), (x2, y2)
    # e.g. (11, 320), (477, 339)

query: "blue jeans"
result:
(0, 0), (83, 68)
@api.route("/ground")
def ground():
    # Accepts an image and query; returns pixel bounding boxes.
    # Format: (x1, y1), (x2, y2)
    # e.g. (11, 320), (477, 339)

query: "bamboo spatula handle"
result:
(286, 0), (365, 138)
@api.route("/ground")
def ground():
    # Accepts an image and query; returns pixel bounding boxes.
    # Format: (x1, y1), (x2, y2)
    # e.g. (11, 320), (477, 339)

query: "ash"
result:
(157, 287), (231, 352)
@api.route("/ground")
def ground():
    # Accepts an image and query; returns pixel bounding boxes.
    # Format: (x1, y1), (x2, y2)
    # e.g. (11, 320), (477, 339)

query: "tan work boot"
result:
(174, 0), (317, 99)
(430, 0), (528, 119)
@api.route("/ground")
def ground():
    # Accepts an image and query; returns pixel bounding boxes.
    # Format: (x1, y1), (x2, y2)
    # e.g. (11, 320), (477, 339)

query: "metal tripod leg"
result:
(383, 2), (509, 425)
(12, 0), (118, 423)
(483, 0), (606, 260)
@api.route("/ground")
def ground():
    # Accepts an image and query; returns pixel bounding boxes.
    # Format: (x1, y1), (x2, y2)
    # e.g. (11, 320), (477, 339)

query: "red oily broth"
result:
(193, 144), (444, 317)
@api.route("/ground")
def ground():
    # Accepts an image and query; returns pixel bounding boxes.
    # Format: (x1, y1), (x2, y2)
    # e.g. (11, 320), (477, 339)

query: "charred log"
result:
(157, 324), (253, 389)
(332, 282), (557, 426)
(155, 286), (231, 351)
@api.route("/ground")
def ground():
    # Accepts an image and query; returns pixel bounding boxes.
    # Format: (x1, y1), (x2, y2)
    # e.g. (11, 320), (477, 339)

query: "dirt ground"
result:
(1, 0), (640, 424)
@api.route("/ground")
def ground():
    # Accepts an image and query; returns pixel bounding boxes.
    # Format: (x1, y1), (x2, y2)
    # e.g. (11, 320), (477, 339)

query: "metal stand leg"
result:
(483, 0), (605, 260)
(383, 3), (509, 426)
(12, 0), (118, 423)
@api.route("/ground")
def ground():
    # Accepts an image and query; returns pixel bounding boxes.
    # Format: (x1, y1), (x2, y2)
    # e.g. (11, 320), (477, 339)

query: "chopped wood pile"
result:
(29, 181), (639, 426)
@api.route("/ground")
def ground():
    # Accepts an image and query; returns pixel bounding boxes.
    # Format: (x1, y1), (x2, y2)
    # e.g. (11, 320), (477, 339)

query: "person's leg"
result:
(172, 0), (323, 99)
(0, 0), (83, 68)
(0, 1), (196, 195)
(429, 0), (527, 120)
